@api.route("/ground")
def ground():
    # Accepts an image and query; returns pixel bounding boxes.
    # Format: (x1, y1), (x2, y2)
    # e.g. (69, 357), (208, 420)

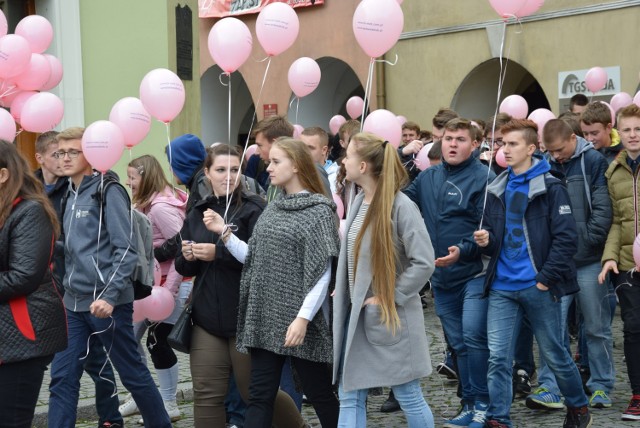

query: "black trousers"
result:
(616, 271), (640, 395)
(244, 347), (339, 428)
(0, 354), (53, 428)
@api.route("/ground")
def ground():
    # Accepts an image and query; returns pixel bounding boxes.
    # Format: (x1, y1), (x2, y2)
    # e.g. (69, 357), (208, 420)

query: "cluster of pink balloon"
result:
(610, 91), (640, 118)
(0, 13), (64, 140)
(81, 68), (185, 174)
(488, 0), (545, 19)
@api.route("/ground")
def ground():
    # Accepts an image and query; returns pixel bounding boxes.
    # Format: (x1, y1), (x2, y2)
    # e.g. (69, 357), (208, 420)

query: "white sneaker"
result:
(118, 394), (139, 417)
(138, 400), (181, 424)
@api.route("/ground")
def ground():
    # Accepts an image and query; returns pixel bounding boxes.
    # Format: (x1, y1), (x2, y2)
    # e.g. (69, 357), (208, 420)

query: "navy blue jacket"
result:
(404, 156), (495, 289)
(480, 160), (579, 300)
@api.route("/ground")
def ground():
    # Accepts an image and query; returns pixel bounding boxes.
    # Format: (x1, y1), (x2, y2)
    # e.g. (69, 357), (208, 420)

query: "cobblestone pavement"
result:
(34, 293), (635, 427)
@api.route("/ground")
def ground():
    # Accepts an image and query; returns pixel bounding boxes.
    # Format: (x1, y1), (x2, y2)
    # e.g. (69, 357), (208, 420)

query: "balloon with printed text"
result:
(208, 18), (253, 74)
(109, 97), (152, 148)
(139, 68), (185, 123)
(363, 109), (402, 149)
(499, 95), (528, 119)
(256, 2), (299, 57)
(81, 120), (125, 174)
(288, 57), (321, 98)
(353, 0), (404, 58)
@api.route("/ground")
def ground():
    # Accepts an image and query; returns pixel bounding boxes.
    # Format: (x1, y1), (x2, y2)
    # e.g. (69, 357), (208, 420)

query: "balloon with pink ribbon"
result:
(109, 97), (152, 148)
(329, 115), (346, 135)
(256, 2), (299, 57)
(0, 34), (31, 79)
(610, 92), (633, 113)
(499, 95), (528, 119)
(288, 57), (321, 98)
(0, 108), (16, 142)
(585, 67), (608, 93)
(353, 0), (404, 58)
(20, 92), (64, 133)
(40, 54), (63, 91)
(15, 53), (51, 91)
(15, 15), (53, 54)
(363, 109), (402, 149)
(81, 120), (125, 174)
(139, 68), (185, 123)
(346, 96), (364, 120)
(208, 18), (253, 74)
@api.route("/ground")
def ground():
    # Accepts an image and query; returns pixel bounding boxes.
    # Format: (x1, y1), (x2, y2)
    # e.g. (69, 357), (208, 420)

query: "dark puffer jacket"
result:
(0, 199), (67, 364)
(175, 192), (265, 338)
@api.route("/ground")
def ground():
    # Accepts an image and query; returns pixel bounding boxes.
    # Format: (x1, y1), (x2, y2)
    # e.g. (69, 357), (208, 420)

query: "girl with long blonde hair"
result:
(332, 132), (436, 427)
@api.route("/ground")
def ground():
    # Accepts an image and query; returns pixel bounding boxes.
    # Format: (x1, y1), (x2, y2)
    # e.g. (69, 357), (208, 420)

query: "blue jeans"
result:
(83, 337), (122, 425)
(487, 287), (588, 426)
(537, 262), (615, 394)
(48, 304), (172, 428)
(513, 315), (535, 376)
(432, 276), (489, 404)
(338, 378), (434, 427)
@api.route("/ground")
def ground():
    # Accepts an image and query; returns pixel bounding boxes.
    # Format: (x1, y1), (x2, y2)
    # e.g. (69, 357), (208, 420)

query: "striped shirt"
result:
(347, 202), (369, 299)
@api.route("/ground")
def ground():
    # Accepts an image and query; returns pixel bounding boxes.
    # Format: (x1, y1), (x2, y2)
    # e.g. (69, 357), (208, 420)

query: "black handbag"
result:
(167, 301), (194, 354)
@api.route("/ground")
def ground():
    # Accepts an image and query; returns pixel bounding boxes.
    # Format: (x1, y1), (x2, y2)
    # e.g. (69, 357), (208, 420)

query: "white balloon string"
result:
(79, 317), (118, 398)
(359, 58), (375, 132)
(228, 73), (232, 146)
(296, 97), (300, 125)
(243, 56), (272, 152)
(374, 54), (398, 66)
(0, 83), (17, 99)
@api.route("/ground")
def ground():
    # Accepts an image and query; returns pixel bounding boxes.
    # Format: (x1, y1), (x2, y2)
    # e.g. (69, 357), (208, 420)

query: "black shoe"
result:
(563, 406), (592, 428)
(380, 391), (401, 413)
(513, 369), (532, 397)
(436, 362), (458, 380)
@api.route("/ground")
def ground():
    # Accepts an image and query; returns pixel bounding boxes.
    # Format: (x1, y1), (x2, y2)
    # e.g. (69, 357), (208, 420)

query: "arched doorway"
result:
(286, 57), (364, 130)
(451, 59), (550, 121)
(201, 65), (255, 147)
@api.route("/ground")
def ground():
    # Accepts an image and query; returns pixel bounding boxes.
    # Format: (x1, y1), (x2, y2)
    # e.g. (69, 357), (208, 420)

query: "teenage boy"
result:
(527, 119), (614, 410)
(252, 115), (294, 201)
(398, 121), (424, 181)
(474, 119), (592, 428)
(47, 127), (171, 428)
(35, 131), (123, 428)
(598, 104), (640, 421)
(299, 126), (334, 195)
(405, 118), (493, 427)
(580, 101), (622, 163)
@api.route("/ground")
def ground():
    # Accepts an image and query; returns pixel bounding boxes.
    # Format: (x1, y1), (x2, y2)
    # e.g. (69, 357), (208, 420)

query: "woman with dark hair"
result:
(0, 141), (67, 427)
(205, 138), (341, 428)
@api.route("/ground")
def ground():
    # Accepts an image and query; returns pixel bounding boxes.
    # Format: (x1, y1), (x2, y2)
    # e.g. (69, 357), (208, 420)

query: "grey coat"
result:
(332, 192), (435, 392)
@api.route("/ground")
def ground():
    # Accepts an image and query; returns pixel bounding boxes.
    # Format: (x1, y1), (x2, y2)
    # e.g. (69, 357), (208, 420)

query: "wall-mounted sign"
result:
(263, 103), (278, 117)
(558, 66), (621, 112)
(199, 0), (323, 18)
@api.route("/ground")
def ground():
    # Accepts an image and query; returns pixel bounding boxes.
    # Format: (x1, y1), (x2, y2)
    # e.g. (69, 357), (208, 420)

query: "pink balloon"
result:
(610, 92), (633, 113)
(0, 34), (31, 79)
(208, 18), (253, 74)
(598, 101), (616, 126)
(21, 92), (64, 132)
(333, 193), (344, 219)
(634, 91), (640, 108)
(488, 0), (528, 18)
(353, 0), (404, 58)
(329, 115), (346, 135)
(293, 124), (304, 139)
(346, 96), (364, 120)
(0, 108), (16, 142)
(499, 95), (528, 119)
(153, 259), (162, 286)
(0, 10), (7, 38)
(339, 219), (346, 240)
(15, 15), (53, 54)
(415, 143), (433, 171)
(528, 108), (556, 139)
(40, 54), (63, 91)
(139, 68), (185, 123)
(244, 144), (258, 160)
(363, 109), (402, 149)
(15, 53), (51, 91)
(634, 234), (640, 270)
(144, 286), (175, 322)
(133, 299), (148, 323)
(585, 67), (608, 93)
(256, 2), (299, 57)
(9, 90), (37, 123)
(81, 120), (125, 173)
(0, 86), (22, 108)
(288, 57), (321, 98)
(109, 97), (151, 148)
(516, 0), (544, 18)
(396, 115), (407, 125)
(496, 147), (507, 168)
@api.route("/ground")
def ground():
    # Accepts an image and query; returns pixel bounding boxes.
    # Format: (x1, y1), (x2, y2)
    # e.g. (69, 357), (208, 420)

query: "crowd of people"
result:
(0, 92), (639, 428)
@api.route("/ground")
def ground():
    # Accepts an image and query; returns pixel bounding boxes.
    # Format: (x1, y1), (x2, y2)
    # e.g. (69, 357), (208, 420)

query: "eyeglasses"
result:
(619, 127), (640, 136)
(492, 138), (504, 147)
(53, 150), (83, 159)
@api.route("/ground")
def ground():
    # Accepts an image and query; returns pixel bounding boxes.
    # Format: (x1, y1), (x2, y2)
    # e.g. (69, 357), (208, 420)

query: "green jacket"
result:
(602, 150), (640, 271)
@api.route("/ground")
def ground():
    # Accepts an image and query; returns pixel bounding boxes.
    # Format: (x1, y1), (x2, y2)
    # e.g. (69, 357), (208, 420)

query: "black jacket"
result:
(175, 192), (265, 338)
(0, 199), (67, 364)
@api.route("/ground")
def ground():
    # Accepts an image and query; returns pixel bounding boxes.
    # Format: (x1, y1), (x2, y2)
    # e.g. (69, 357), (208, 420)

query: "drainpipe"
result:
(376, 56), (386, 109)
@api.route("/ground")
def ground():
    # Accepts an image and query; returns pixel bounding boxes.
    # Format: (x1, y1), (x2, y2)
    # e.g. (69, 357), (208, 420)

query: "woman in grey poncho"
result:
(204, 138), (340, 428)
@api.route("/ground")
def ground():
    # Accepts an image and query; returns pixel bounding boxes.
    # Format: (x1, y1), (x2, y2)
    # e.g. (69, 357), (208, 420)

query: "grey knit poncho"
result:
(237, 193), (340, 363)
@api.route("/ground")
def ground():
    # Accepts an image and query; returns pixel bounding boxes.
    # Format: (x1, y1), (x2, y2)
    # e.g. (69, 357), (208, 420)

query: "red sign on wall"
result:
(198, 0), (323, 18)
(263, 103), (278, 117)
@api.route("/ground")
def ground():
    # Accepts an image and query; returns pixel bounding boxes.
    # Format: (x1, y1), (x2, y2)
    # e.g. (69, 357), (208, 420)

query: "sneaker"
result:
(436, 362), (458, 380)
(380, 390), (401, 413)
(622, 394), (640, 421)
(468, 401), (489, 428)
(526, 387), (564, 410)
(164, 400), (182, 422)
(118, 394), (139, 417)
(443, 404), (474, 427)
(514, 369), (532, 397)
(563, 406), (592, 428)
(486, 420), (509, 428)
(589, 390), (612, 408)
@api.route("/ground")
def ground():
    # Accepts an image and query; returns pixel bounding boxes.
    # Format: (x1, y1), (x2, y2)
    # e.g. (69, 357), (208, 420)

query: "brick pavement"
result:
(35, 293), (635, 427)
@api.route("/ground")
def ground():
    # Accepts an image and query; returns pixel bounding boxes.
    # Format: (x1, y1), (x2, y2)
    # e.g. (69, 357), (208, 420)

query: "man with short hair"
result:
(398, 121), (423, 181)
(432, 108), (460, 143)
(252, 116), (295, 201)
(599, 104), (640, 421)
(301, 126), (336, 194)
(580, 102), (622, 163)
(526, 119), (614, 410)
(474, 119), (592, 428)
(48, 127), (172, 428)
(405, 118), (493, 427)
(570, 94), (589, 114)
